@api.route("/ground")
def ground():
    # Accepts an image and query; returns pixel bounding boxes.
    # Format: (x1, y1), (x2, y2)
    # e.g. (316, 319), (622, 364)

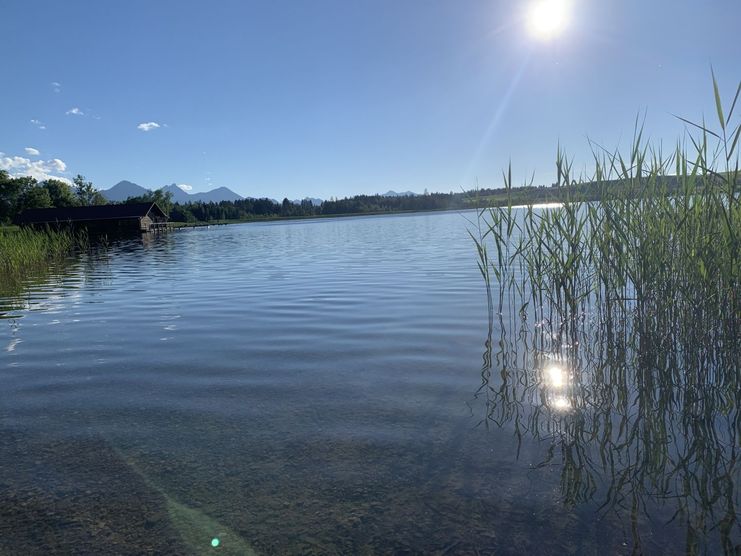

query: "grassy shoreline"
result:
(0, 227), (87, 282)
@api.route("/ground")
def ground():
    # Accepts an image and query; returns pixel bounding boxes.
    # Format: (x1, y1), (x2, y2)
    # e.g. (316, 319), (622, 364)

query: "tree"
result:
(300, 199), (314, 215)
(171, 203), (196, 223)
(43, 179), (78, 207)
(0, 170), (21, 223)
(124, 189), (173, 216)
(18, 184), (53, 212)
(151, 189), (173, 215)
(74, 174), (107, 206)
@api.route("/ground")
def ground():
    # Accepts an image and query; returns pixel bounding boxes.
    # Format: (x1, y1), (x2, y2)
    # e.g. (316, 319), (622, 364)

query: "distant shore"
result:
(169, 206), (472, 228)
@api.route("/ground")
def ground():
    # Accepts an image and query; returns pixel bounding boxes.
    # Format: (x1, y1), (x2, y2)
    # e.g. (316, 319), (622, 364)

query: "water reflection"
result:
(477, 303), (740, 554)
(539, 357), (576, 412)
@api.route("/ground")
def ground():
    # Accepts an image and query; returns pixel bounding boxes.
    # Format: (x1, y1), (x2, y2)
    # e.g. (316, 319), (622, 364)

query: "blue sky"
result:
(2, 0), (739, 199)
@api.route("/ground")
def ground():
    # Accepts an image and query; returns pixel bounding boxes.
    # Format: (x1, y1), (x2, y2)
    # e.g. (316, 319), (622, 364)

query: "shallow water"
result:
(0, 211), (737, 554)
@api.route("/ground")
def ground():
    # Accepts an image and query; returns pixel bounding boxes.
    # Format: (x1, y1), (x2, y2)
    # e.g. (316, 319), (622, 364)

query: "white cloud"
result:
(0, 152), (70, 184)
(24, 147), (40, 156)
(66, 107), (84, 116)
(30, 119), (46, 130)
(137, 121), (161, 132)
(177, 184), (193, 192)
(50, 158), (67, 172)
(51, 81), (61, 93)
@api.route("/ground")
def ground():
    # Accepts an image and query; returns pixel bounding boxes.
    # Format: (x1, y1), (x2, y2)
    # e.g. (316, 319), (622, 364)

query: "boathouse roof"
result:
(17, 202), (168, 225)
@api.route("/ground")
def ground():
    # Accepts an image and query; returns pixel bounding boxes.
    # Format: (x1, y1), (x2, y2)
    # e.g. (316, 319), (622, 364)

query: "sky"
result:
(2, 0), (739, 199)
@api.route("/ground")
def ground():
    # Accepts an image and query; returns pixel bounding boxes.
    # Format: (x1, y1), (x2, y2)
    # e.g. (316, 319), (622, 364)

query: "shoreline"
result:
(169, 206), (474, 228)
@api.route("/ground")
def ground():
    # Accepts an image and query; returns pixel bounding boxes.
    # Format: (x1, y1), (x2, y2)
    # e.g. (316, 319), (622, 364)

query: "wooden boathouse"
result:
(17, 202), (169, 233)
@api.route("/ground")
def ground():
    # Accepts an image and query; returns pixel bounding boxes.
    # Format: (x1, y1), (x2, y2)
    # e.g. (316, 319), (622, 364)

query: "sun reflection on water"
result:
(545, 364), (566, 388)
(550, 396), (571, 411)
(540, 359), (574, 412)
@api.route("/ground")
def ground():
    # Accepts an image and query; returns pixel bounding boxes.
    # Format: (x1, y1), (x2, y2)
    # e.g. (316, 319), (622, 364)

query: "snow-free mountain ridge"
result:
(101, 181), (244, 203)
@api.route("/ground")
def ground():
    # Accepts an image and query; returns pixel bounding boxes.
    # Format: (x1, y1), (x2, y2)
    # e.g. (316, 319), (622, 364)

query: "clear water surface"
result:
(0, 211), (737, 554)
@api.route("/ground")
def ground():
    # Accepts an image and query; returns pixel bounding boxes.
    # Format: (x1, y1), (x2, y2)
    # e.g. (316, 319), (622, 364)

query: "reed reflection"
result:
(476, 301), (739, 554)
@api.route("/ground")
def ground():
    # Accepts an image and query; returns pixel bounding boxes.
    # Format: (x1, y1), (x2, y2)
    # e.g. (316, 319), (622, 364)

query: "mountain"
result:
(381, 190), (417, 197)
(189, 186), (243, 203)
(160, 184), (243, 203)
(160, 184), (192, 203)
(102, 180), (151, 201)
(102, 181), (244, 203)
(291, 197), (323, 206)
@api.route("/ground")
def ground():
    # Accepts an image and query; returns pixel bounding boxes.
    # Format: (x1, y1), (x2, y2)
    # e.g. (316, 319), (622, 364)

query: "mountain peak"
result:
(102, 181), (244, 203)
(181, 186), (243, 203)
(102, 181), (151, 201)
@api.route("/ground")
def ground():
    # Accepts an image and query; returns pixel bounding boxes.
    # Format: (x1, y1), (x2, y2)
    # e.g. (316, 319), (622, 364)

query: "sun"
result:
(526, 0), (572, 41)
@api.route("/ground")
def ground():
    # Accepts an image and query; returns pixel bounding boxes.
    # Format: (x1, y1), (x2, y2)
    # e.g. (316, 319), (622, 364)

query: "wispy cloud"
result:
(0, 152), (70, 183)
(51, 81), (61, 93)
(30, 119), (46, 130)
(66, 107), (84, 116)
(177, 183), (193, 192)
(137, 121), (161, 132)
(24, 147), (40, 156)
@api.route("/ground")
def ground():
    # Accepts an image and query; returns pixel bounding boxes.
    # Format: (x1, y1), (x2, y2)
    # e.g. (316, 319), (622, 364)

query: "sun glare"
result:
(526, 0), (572, 41)
(551, 396), (571, 411)
(546, 365), (566, 388)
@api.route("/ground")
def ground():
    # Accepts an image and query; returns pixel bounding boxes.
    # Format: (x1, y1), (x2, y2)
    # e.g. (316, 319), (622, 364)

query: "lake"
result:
(0, 210), (737, 554)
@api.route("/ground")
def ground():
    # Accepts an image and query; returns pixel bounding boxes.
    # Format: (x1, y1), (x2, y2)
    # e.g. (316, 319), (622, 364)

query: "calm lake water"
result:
(0, 211), (737, 555)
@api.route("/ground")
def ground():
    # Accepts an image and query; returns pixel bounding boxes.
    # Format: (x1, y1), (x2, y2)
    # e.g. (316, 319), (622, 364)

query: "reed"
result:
(474, 74), (739, 349)
(0, 226), (88, 278)
(472, 75), (740, 554)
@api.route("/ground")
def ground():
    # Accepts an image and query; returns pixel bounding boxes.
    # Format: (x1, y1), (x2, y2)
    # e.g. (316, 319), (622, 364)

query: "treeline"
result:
(0, 167), (568, 226)
(167, 192), (474, 222)
(0, 170), (106, 224)
(8, 166), (700, 227)
(159, 187), (568, 223)
(2, 167), (529, 226)
(120, 189), (480, 223)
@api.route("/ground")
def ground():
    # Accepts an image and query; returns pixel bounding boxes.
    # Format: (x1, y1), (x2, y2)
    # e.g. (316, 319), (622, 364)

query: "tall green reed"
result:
(472, 75), (740, 554)
(0, 227), (88, 279)
(474, 74), (739, 354)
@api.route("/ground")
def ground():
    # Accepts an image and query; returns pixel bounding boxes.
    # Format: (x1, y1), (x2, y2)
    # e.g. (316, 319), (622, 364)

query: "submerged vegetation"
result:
(472, 77), (740, 553)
